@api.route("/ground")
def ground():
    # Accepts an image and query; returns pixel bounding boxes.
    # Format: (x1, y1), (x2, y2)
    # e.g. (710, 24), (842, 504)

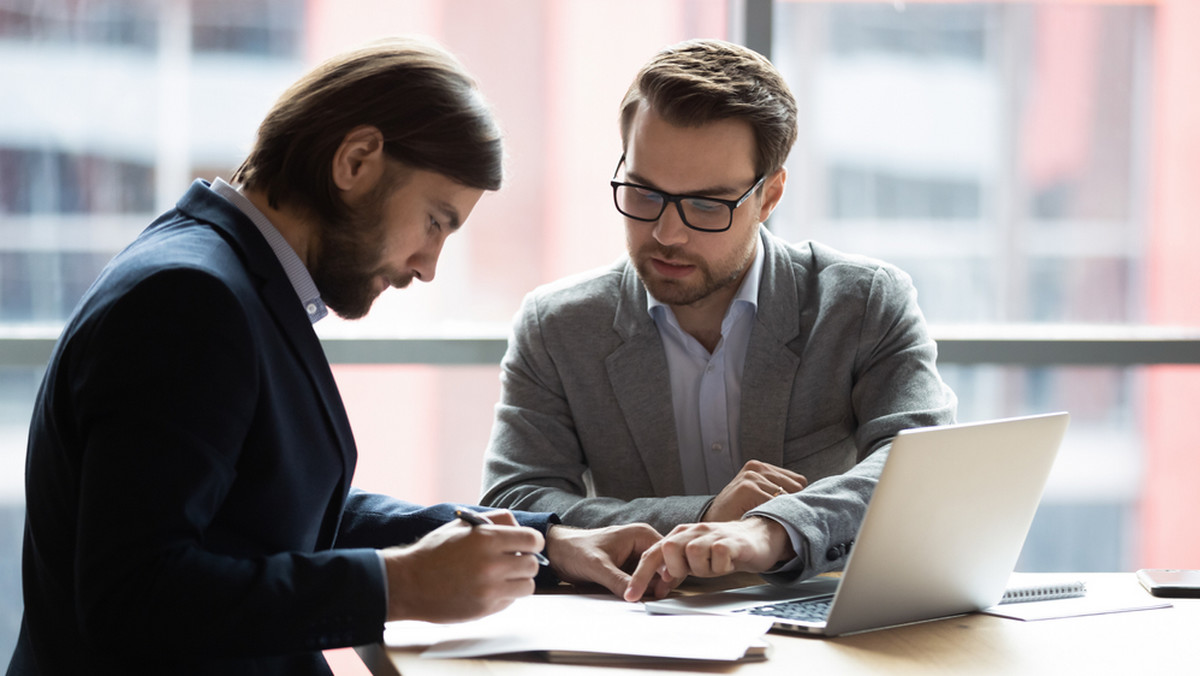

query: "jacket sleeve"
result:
(751, 263), (957, 583)
(335, 490), (557, 548)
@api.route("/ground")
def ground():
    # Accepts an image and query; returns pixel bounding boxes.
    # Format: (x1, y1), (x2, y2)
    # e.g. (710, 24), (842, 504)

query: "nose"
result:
(411, 234), (447, 283)
(652, 203), (690, 247)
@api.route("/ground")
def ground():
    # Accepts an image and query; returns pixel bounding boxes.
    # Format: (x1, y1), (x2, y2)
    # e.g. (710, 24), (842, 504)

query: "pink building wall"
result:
(1143, 0), (1200, 568)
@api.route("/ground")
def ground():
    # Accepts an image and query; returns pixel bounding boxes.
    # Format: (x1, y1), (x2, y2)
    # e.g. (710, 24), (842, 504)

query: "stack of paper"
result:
(384, 593), (774, 663)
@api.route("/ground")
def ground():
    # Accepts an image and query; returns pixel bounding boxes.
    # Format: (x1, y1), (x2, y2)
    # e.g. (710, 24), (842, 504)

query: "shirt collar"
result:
(210, 178), (328, 324)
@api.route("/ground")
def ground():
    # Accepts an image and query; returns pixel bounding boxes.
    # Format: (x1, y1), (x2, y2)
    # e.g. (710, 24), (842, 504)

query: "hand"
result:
(545, 523), (674, 599)
(703, 460), (808, 522)
(623, 516), (793, 602)
(382, 510), (543, 623)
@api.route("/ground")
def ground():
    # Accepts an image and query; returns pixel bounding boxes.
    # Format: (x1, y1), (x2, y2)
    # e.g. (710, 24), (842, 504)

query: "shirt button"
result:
(711, 442), (723, 453)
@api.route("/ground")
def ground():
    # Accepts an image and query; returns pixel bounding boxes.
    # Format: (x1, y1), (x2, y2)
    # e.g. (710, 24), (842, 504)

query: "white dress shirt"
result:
(648, 240), (764, 494)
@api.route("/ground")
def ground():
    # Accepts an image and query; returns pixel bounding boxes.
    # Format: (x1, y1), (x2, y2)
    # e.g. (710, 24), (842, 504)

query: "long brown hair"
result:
(233, 36), (503, 225)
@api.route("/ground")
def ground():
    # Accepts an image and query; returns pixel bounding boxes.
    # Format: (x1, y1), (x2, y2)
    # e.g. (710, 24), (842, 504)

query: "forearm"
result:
(486, 482), (710, 533)
(749, 445), (889, 583)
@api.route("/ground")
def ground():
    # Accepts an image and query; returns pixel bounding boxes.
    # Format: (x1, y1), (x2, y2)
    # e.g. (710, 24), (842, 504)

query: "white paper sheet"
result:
(384, 593), (773, 662)
(982, 596), (1171, 621)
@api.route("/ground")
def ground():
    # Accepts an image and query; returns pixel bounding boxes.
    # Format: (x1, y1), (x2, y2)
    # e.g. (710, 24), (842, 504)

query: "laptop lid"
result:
(646, 412), (1070, 636)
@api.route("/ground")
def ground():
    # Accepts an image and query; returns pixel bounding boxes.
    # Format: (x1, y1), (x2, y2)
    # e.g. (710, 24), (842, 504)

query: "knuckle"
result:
(683, 539), (707, 558)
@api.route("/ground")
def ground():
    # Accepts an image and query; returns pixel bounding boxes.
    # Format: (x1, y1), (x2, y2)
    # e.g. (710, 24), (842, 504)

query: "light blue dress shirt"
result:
(648, 241), (764, 495)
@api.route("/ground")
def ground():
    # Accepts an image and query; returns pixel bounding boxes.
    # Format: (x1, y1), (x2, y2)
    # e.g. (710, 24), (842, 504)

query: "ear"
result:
(331, 125), (386, 198)
(756, 167), (787, 224)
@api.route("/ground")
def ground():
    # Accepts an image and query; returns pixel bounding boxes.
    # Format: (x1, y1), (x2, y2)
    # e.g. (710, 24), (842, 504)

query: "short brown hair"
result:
(233, 36), (502, 224)
(619, 39), (797, 177)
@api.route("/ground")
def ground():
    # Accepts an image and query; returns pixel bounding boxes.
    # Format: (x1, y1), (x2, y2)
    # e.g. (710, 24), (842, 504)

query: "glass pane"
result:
(769, 2), (1150, 325)
(0, 366), (39, 660)
(769, 0), (1200, 574)
(332, 364), (502, 506)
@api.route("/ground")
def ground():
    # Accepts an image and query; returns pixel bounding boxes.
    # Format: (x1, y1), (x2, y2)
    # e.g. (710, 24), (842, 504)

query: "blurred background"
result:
(2, 0), (1198, 666)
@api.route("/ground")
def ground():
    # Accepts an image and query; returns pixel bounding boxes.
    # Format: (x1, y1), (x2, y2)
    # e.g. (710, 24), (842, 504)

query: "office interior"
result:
(1, 0), (1198, 669)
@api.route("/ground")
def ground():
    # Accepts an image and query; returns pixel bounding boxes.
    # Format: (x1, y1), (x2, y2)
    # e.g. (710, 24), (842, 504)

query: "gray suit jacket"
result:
(481, 228), (956, 580)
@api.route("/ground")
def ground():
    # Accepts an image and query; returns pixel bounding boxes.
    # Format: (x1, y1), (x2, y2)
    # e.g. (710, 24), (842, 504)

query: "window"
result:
(769, 0), (1200, 573)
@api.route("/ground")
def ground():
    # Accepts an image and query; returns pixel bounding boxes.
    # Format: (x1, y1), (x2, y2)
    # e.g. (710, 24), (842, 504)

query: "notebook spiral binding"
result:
(999, 580), (1087, 604)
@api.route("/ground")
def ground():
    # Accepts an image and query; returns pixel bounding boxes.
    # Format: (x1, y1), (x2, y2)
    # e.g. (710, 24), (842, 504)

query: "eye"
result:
(429, 215), (442, 233)
(685, 198), (723, 213)
(631, 187), (663, 205)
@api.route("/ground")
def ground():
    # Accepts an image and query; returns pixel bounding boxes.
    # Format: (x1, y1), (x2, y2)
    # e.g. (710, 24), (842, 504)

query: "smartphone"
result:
(1136, 568), (1200, 598)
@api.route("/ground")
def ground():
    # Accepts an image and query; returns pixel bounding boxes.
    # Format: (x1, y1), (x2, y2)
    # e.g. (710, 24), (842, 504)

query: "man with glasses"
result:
(481, 39), (956, 589)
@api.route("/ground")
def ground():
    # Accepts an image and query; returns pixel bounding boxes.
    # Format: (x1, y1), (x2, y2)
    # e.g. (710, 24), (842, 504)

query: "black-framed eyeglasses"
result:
(610, 154), (765, 233)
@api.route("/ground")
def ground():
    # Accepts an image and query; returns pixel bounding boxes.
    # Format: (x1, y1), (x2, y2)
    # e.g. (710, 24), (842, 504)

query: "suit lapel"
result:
(606, 263), (687, 496)
(175, 182), (358, 504)
(739, 230), (803, 466)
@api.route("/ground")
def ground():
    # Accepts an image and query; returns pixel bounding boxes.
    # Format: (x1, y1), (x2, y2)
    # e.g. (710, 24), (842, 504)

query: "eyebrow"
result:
(432, 200), (463, 231)
(624, 170), (744, 199)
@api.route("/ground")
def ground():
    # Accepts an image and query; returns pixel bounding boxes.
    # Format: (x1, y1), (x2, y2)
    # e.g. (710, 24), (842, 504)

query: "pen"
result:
(454, 509), (550, 565)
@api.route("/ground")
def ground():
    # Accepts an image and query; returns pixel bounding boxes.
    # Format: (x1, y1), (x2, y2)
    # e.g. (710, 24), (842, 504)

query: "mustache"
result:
(639, 243), (696, 265)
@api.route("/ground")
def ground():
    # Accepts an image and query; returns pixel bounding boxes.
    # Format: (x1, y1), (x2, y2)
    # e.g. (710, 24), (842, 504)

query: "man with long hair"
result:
(10, 37), (663, 676)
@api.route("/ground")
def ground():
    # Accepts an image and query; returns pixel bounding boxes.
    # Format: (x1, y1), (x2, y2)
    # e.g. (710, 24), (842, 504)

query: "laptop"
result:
(645, 412), (1070, 636)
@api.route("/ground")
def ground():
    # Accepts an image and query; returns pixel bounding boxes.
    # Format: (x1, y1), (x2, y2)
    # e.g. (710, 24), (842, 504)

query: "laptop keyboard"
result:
(737, 596), (835, 623)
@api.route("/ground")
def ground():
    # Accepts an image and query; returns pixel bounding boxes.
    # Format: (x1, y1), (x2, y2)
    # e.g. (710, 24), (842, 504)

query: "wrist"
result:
(750, 516), (795, 566)
(542, 524), (574, 581)
(382, 547), (414, 622)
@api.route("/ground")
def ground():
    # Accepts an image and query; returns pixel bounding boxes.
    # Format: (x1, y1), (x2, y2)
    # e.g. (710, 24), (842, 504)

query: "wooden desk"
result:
(357, 574), (1197, 675)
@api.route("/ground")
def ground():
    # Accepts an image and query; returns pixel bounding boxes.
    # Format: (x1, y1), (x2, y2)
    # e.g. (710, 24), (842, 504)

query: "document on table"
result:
(383, 593), (774, 663)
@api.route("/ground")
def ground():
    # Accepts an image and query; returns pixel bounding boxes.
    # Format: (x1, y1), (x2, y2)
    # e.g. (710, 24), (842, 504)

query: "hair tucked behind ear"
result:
(232, 36), (503, 224)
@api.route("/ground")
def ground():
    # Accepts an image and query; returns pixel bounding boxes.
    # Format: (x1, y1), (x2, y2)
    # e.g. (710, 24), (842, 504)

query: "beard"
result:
(633, 238), (756, 307)
(310, 174), (406, 320)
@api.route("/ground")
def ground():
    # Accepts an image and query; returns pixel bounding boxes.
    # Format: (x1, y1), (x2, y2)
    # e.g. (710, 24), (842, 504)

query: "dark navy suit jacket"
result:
(8, 181), (553, 675)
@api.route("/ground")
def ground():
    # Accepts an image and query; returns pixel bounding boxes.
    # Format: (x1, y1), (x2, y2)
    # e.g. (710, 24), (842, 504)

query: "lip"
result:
(650, 257), (696, 279)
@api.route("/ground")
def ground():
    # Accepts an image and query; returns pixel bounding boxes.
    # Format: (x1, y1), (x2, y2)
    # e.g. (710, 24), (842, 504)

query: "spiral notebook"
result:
(998, 577), (1087, 604)
(982, 575), (1171, 621)
(646, 413), (1071, 636)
